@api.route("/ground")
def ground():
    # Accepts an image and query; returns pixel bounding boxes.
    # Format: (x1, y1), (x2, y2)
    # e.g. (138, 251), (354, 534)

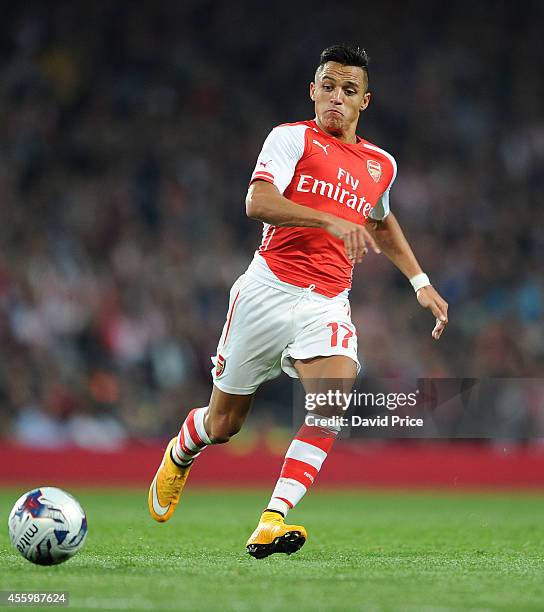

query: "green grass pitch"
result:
(1, 488), (544, 611)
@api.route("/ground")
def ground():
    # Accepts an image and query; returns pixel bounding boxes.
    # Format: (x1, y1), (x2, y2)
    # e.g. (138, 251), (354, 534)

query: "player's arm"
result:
(366, 212), (449, 340)
(246, 181), (380, 261)
(247, 180), (330, 228)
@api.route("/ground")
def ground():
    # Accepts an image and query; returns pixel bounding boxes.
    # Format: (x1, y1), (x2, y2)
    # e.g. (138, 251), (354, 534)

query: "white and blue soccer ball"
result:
(8, 487), (87, 565)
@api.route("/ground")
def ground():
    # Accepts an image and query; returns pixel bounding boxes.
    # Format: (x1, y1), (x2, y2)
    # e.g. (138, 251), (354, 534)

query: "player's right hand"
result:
(323, 216), (380, 263)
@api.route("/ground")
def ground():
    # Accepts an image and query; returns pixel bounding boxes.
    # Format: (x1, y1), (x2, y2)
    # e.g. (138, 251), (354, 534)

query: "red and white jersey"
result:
(248, 119), (397, 298)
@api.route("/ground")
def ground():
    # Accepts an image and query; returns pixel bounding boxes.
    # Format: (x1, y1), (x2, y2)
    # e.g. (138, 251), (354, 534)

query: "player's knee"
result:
(207, 416), (243, 444)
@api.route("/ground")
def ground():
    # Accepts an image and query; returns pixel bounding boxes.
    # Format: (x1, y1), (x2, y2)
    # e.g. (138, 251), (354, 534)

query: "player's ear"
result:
(360, 91), (371, 112)
(309, 82), (316, 102)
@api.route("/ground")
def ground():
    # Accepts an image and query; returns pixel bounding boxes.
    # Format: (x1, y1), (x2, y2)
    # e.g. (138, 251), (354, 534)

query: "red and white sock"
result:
(266, 422), (339, 516)
(171, 407), (212, 467)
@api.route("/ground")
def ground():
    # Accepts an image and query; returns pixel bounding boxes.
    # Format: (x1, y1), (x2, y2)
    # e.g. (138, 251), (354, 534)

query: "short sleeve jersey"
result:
(249, 119), (397, 298)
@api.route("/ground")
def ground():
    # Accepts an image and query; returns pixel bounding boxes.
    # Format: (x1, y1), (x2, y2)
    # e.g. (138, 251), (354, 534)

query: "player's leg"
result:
(266, 354), (355, 511)
(247, 288), (359, 558)
(205, 386), (255, 443)
(149, 274), (292, 523)
(294, 353), (357, 383)
(148, 386), (254, 522)
(170, 385), (255, 466)
(246, 355), (356, 558)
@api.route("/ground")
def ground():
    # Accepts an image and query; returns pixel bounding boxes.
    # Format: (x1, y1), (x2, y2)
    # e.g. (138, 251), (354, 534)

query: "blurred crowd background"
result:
(0, 0), (542, 448)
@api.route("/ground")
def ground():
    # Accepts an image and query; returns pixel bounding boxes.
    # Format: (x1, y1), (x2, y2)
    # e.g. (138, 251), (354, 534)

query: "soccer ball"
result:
(8, 487), (88, 565)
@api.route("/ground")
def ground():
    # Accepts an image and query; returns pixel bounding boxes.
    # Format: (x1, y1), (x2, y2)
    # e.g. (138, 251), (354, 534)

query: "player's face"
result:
(310, 62), (371, 142)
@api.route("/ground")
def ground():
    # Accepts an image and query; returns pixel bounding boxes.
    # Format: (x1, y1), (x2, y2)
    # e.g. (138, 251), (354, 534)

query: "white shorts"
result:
(211, 274), (360, 395)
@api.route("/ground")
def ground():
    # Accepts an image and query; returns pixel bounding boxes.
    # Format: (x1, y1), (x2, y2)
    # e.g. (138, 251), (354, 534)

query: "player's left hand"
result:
(416, 286), (449, 340)
(361, 226), (381, 254)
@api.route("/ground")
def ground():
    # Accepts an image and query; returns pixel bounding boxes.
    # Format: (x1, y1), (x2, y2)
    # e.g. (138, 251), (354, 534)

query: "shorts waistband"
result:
(245, 253), (349, 302)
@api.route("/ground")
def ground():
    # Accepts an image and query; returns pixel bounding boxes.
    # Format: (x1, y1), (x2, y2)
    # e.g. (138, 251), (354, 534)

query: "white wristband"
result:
(410, 273), (431, 293)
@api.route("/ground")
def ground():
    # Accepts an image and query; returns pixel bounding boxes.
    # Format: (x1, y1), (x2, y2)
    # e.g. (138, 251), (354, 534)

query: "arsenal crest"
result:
(216, 354), (226, 377)
(367, 159), (382, 183)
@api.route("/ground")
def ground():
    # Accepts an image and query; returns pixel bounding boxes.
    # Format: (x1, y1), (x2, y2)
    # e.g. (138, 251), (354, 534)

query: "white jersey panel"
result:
(250, 124), (307, 194)
(363, 143), (398, 221)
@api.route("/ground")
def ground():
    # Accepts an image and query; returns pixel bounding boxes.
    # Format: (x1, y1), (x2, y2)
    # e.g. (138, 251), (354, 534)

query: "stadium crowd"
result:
(0, 0), (542, 446)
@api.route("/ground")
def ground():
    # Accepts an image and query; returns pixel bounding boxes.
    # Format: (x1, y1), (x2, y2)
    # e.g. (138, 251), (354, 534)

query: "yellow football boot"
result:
(246, 511), (307, 558)
(148, 437), (192, 522)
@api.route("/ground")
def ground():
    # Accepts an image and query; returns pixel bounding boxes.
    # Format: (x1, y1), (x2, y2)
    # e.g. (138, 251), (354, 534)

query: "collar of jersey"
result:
(310, 119), (363, 147)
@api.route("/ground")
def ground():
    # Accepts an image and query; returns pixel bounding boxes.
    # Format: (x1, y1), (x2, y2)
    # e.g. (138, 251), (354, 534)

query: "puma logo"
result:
(259, 159), (272, 168)
(313, 140), (330, 155)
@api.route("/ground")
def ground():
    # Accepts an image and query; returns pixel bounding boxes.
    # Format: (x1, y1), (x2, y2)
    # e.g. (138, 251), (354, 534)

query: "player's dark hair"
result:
(317, 44), (370, 85)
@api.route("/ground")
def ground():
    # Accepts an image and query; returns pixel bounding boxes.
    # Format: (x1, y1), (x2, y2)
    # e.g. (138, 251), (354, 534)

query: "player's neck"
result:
(314, 118), (358, 144)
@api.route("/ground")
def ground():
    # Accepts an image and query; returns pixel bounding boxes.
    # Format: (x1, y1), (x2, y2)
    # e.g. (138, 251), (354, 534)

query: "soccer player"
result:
(148, 44), (448, 558)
